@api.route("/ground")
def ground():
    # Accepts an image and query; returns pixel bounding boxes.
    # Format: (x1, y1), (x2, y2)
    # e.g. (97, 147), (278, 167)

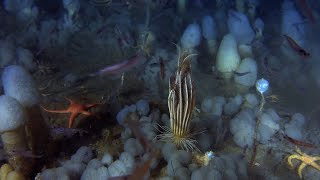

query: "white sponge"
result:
(230, 109), (256, 148)
(2, 65), (40, 107)
(0, 95), (27, 132)
(180, 23), (202, 50)
(227, 10), (255, 44)
(234, 58), (258, 87)
(216, 34), (240, 78)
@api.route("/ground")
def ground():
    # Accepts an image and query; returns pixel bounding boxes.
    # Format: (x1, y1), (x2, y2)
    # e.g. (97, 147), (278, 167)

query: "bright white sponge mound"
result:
(216, 34), (240, 78)
(2, 65), (40, 107)
(0, 95), (26, 132)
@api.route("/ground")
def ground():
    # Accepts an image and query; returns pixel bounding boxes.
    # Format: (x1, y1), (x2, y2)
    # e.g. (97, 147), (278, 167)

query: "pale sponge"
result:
(0, 95), (31, 176)
(0, 95), (26, 132)
(216, 34), (240, 79)
(2, 65), (48, 166)
(180, 23), (202, 50)
(2, 65), (40, 107)
(234, 57), (257, 92)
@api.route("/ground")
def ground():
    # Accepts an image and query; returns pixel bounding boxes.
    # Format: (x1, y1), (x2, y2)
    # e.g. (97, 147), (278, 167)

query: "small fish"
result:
(296, 0), (315, 24)
(89, 55), (141, 77)
(283, 34), (310, 57)
(8, 148), (43, 159)
(234, 71), (251, 76)
(50, 126), (88, 139)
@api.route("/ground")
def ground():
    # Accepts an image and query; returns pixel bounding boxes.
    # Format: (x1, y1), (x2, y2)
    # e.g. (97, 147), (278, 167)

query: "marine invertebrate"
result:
(287, 147), (320, 179)
(41, 97), (100, 128)
(193, 151), (215, 166)
(157, 48), (198, 152)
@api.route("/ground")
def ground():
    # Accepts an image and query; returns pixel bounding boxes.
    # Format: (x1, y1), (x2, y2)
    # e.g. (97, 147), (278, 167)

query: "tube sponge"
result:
(2, 65), (40, 107)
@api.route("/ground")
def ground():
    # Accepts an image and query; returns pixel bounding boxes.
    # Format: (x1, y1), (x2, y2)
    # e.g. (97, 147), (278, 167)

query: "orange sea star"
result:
(42, 97), (100, 128)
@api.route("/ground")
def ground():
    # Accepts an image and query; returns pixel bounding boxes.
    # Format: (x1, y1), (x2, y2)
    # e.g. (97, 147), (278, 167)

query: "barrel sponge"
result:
(2, 65), (40, 107)
(0, 95), (26, 132)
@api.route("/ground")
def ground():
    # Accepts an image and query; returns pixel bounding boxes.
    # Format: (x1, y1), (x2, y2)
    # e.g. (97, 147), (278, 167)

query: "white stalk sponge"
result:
(216, 34), (240, 78)
(0, 95), (27, 132)
(2, 65), (40, 107)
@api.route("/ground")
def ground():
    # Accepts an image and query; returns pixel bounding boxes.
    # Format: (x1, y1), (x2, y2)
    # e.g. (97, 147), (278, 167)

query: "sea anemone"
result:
(157, 47), (198, 152)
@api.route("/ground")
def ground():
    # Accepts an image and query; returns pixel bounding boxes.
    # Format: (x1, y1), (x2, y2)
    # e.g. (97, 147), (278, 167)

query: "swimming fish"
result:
(89, 55), (141, 77)
(283, 34), (310, 57)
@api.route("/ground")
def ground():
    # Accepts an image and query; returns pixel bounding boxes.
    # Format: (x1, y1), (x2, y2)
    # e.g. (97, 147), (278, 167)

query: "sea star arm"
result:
(80, 110), (92, 116)
(84, 103), (101, 108)
(298, 163), (307, 179)
(309, 160), (320, 171)
(68, 112), (78, 128)
(41, 106), (70, 113)
(288, 155), (298, 168)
